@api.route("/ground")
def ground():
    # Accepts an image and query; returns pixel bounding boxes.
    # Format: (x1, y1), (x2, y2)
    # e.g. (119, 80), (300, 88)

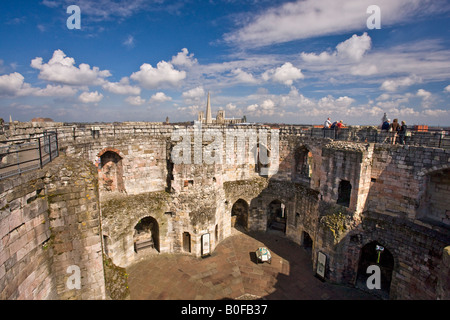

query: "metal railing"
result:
(0, 131), (59, 180)
(279, 126), (450, 149)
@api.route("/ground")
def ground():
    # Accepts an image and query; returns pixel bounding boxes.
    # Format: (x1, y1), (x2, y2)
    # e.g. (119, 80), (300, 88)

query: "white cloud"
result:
(422, 109), (449, 117)
(301, 51), (334, 63)
(31, 49), (111, 86)
(247, 104), (258, 112)
(32, 84), (78, 97)
(262, 62), (304, 86)
(350, 64), (378, 76)
(225, 0), (449, 48)
(417, 89), (431, 100)
(380, 75), (422, 92)
(44, 0), (150, 20)
(301, 33), (372, 62)
(0, 72), (31, 97)
(171, 48), (197, 68)
(336, 33), (372, 61)
(176, 105), (202, 116)
(123, 35), (135, 48)
(102, 77), (141, 95)
(182, 86), (205, 100)
(226, 103), (236, 111)
(231, 68), (258, 84)
(0, 72), (77, 97)
(125, 95), (146, 106)
(79, 91), (103, 103)
(130, 61), (186, 89)
(260, 99), (276, 115)
(150, 92), (172, 103)
(444, 85), (450, 93)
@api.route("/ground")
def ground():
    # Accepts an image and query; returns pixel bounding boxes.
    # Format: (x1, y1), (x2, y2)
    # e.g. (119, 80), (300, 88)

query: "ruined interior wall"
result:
(0, 170), (54, 299)
(315, 144), (450, 300)
(100, 191), (170, 267)
(345, 212), (449, 300)
(367, 145), (450, 220)
(3, 122), (449, 300)
(0, 156), (105, 300)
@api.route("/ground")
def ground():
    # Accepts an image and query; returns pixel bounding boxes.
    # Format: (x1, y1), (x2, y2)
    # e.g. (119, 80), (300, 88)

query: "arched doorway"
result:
(231, 199), (249, 230)
(267, 200), (286, 233)
(293, 146), (312, 182)
(337, 180), (351, 207)
(355, 241), (394, 299)
(99, 150), (125, 193)
(183, 232), (191, 253)
(133, 216), (159, 253)
(302, 231), (313, 255)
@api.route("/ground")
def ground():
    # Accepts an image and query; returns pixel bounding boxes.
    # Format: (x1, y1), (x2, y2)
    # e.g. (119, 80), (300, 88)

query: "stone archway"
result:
(98, 149), (125, 193)
(355, 241), (394, 299)
(267, 199), (286, 233)
(133, 216), (159, 253)
(337, 180), (351, 207)
(293, 146), (312, 182)
(231, 199), (249, 230)
(302, 231), (313, 255)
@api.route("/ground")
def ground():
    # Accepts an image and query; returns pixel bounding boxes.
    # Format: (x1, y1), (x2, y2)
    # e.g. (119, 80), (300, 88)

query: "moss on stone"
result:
(320, 210), (352, 245)
(103, 254), (130, 300)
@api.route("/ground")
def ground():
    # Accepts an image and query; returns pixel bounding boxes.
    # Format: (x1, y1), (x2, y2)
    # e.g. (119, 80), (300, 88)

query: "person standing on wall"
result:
(389, 118), (401, 144)
(323, 117), (332, 138)
(335, 120), (344, 139)
(398, 121), (408, 145)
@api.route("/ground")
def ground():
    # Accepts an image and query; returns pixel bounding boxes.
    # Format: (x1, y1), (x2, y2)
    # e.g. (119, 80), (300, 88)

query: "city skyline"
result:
(0, 0), (450, 125)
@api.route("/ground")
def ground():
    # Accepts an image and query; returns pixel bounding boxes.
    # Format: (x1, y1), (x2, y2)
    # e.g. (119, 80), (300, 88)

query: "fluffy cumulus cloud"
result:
(231, 68), (258, 84)
(150, 92), (172, 103)
(79, 91), (103, 103)
(301, 33), (372, 62)
(444, 85), (450, 93)
(260, 99), (276, 115)
(171, 48), (197, 68)
(380, 75), (422, 92)
(125, 95), (146, 106)
(247, 104), (258, 112)
(0, 72), (77, 97)
(31, 49), (111, 86)
(102, 77), (141, 95)
(182, 86), (205, 101)
(262, 62), (304, 86)
(0, 72), (31, 97)
(417, 89), (431, 100)
(130, 61), (186, 89)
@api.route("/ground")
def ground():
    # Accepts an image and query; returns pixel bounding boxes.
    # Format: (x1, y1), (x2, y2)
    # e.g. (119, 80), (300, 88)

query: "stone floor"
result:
(126, 228), (378, 300)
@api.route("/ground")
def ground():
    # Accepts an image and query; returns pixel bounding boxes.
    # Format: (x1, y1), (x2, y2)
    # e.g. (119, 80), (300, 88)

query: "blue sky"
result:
(0, 0), (450, 125)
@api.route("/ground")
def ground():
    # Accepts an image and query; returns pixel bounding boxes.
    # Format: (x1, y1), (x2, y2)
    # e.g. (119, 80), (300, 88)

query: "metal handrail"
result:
(0, 132), (59, 180)
(280, 127), (449, 148)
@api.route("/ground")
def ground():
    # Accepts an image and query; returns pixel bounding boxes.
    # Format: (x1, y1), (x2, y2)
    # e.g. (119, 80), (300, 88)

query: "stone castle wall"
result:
(1, 121), (449, 300)
(0, 155), (105, 300)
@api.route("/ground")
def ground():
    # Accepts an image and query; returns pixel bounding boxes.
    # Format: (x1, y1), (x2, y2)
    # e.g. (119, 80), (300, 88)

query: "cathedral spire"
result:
(205, 91), (212, 124)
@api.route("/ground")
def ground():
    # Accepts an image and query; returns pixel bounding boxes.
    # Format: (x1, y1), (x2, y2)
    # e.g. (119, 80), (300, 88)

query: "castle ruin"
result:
(0, 121), (449, 300)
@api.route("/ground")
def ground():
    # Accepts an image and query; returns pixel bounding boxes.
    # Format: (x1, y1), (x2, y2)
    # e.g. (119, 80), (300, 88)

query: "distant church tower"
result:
(205, 92), (212, 124)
